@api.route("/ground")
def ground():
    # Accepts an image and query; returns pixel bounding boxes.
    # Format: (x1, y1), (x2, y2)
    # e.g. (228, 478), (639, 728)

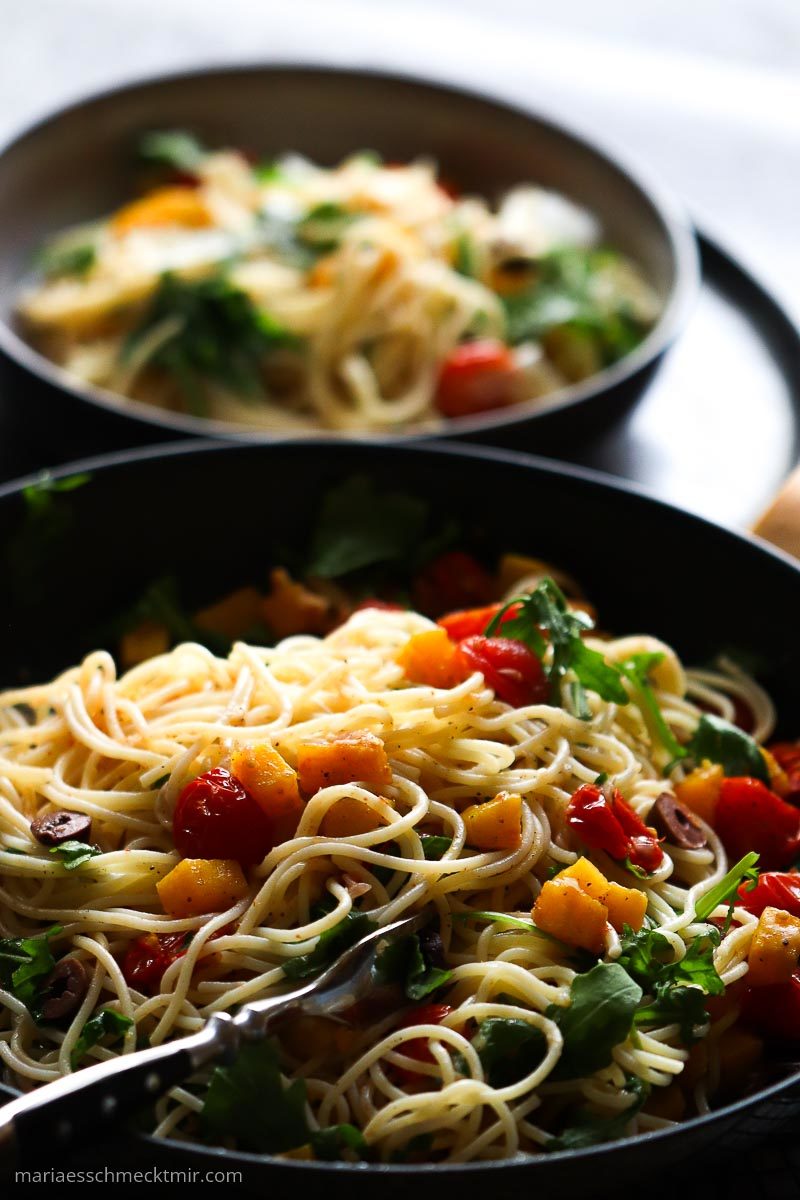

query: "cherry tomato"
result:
(173, 766), (275, 865)
(122, 932), (188, 994)
(737, 871), (800, 917)
(714, 776), (800, 871)
(412, 551), (494, 617)
(566, 783), (664, 873)
(392, 1003), (453, 1084)
(435, 340), (516, 418)
(437, 602), (521, 642)
(743, 972), (800, 1040)
(457, 636), (549, 708)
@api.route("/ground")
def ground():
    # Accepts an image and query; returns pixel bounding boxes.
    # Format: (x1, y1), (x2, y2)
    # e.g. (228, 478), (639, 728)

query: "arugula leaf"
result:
(282, 909), (377, 981)
(389, 1133), (435, 1163)
(306, 476), (429, 579)
(455, 910), (541, 934)
(71, 1008), (133, 1067)
(682, 714), (768, 784)
(202, 1039), (310, 1153)
(373, 932), (452, 1001)
(309, 1123), (367, 1161)
(49, 841), (101, 871)
(618, 924), (723, 1043)
(123, 271), (296, 416)
(693, 852), (760, 923)
(502, 247), (649, 366)
(546, 1075), (649, 1151)
(0, 926), (62, 1017)
(486, 578), (626, 714)
(138, 130), (207, 173)
(472, 1017), (546, 1087)
(420, 834), (453, 860)
(36, 237), (96, 279)
(297, 202), (355, 251)
(547, 962), (642, 1079)
(454, 231), (478, 278)
(619, 653), (686, 760)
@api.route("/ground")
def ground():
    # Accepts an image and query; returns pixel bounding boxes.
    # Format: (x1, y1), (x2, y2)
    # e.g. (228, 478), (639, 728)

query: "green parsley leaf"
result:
(682, 714), (769, 784)
(307, 476), (429, 579)
(373, 932), (452, 1001)
(123, 271), (296, 416)
(202, 1039), (309, 1153)
(546, 1075), (650, 1151)
(309, 1123), (368, 1161)
(138, 130), (207, 173)
(0, 926), (62, 1018)
(420, 834), (453, 860)
(49, 841), (101, 871)
(36, 236), (96, 279)
(693, 852), (760, 923)
(71, 1008), (133, 1068)
(471, 1017), (546, 1087)
(281, 909), (377, 981)
(547, 962), (642, 1079)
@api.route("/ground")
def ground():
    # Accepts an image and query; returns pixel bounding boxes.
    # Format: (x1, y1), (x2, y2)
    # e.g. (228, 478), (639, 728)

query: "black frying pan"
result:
(0, 439), (799, 1196)
(0, 64), (698, 453)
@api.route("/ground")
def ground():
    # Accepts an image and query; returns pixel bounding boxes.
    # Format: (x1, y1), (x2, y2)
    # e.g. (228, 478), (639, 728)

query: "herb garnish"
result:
(306, 476), (430, 579)
(420, 834), (453, 860)
(679, 714), (769, 784)
(138, 130), (207, 173)
(281, 907), (377, 981)
(202, 1038), (366, 1159)
(546, 962), (642, 1078)
(49, 841), (102, 871)
(693, 851), (760, 924)
(471, 1017), (546, 1087)
(0, 926), (62, 1019)
(373, 932), (452, 1001)
(546, 1075), (650, 1151)
(71, 1008), (133, 1067)
(618, 924), (723, 1042)
(123, 271), (296, 416)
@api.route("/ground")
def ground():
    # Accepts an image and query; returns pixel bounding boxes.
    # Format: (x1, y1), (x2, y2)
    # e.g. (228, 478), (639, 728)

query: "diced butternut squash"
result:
(296, 731), (392, 794)
(559, 855), (610, 902)
(194, 587), (264, 641)
(716, 1027), (763, 1092)
(462, 791), (522, 851)
(675, 762), (723, 826)
(397, 628), (465, 689)
(642, 1082), (686, 1122)
(261, 568), (331, 638)
(157, 858), (249, 917)
(230, 743), (303, 840)
(320, 795), (388, 838)
(119, 620), (170, 668)
(554, 857), (647, 933)
(747, 905), (800, 986)
(604, 881), (648, 934)
(532, 877), (608, 954)
(111, 186), (212, 235)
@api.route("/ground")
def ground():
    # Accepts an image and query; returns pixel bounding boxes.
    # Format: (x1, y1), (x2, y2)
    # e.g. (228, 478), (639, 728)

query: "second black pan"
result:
(0, 439), (798, 1197)
(0, 64), (698, 452)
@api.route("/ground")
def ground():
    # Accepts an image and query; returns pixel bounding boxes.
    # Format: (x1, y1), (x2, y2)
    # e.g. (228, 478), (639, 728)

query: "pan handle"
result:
(752, 466), (800, 557)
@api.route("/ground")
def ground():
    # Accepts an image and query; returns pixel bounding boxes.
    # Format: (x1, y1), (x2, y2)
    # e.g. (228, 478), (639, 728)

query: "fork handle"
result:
(0, 1011), (238, 1167)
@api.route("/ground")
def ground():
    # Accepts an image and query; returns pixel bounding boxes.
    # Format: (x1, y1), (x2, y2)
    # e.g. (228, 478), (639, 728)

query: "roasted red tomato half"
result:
(457, 635), (549, 709)
(567, 783), (663, 873)
(714, 776), (800, 872)
(392, 1004), (453, 1084)
(412, 551), (495, 617)
(434, 340), (516, 418)
(122, 932), (188, 994)
(172, 766), (275, 865)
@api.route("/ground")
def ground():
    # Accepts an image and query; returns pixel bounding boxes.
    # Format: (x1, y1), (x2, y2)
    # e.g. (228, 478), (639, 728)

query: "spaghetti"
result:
(0, 588), (787, 1162)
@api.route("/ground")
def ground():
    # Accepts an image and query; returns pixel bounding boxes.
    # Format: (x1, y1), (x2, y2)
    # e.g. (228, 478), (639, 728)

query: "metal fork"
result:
(0, 908), (429, 1166)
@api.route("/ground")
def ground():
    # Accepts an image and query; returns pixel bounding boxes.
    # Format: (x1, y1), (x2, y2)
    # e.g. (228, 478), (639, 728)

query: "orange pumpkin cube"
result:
(261, 568), (330, 638)
(559, 856), (610, 902)
(157, 858), (249, 917)
(676, 763), (723, 826)
(230, 743), (303, 841)
(604, 881), (648, 933)
(462, 792), (522, 851)
(296, 731), (392, 795)
(532, 877), (608, 954)
(747, 906), (800, 986)
(111, 186), (212, 235)
(397, 628), (465, 688)
(320, 796), (388, 838)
